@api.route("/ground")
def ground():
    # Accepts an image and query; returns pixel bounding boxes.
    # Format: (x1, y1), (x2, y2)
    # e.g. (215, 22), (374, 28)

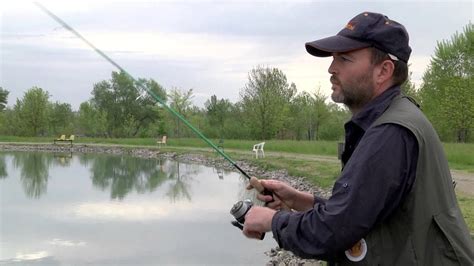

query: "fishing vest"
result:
(335, 96), (474, 265)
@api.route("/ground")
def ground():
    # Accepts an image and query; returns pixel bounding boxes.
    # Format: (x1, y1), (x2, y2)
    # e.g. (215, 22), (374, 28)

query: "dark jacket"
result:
(336, 95), (474, 265)
(272, 92), (474, 265)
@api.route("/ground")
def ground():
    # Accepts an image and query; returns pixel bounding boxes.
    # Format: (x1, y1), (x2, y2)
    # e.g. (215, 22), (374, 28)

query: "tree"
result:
(48, 102), (74, 135)
(0, 87), (9, 111)
(318, 103), (350, 140)
(401, 66), (419, 103)
(167, 87), (194, 137)
(308, 89), (330, 140)
(240, 66), (296, 140)
(77, 102), (107, 137)
(288, 92), (312, 140)
(14, 87), (50, 136)
(90, 71), (166, 137)
(419, 23), (473, 142)
(286, 89), (330, 140)
(204, 95), (233, 138)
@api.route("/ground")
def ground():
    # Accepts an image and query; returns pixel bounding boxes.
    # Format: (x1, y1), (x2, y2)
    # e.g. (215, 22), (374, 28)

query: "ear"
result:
(374, 60), (395, 86)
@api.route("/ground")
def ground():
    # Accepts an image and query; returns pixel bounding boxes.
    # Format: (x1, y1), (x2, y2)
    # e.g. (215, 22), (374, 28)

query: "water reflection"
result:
(5, 152), (208, 202)
(0, 153), (7, 179)
(165, 161), (200, 202)
(53, 152), (73, 167)
(86, 155), (168, 200)
(13, 152), (52, 198)
(0, 151), (276, 265)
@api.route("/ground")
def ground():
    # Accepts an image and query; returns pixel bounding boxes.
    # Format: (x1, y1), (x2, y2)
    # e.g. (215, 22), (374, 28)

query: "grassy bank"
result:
(1, 136), (472, 172)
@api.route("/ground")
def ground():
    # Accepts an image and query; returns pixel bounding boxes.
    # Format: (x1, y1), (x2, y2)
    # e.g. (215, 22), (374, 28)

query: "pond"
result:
(0, 151), (276, 265)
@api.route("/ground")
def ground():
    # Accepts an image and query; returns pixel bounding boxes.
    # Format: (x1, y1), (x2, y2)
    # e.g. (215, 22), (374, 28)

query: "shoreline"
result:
(0, 143), (328, 265)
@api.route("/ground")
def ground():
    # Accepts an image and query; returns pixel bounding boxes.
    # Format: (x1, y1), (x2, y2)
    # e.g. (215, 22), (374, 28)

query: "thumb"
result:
(259, 179), (279, 191)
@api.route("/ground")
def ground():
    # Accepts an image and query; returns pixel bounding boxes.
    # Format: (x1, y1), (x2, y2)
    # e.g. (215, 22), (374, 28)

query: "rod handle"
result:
(250, 177), (274, 203)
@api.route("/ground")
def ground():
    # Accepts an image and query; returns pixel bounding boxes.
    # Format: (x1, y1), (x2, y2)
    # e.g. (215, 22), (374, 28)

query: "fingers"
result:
(256, 193), (274, 202)
(243, 229), (262, 239)
(247, 178), (282, 191)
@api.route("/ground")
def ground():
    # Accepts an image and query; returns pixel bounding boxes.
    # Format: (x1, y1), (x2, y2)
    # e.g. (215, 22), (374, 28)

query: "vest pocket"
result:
(432, 210), (462, 263)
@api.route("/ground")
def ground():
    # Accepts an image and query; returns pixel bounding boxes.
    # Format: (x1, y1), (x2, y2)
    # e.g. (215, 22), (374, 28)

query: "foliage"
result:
(13, 87), (50, 136)
(318, 103), (350, 140)
(77, 102), (108, 137)
(90, 71), (166, 137)
(166, 87), (194, 138)
(48, 102), (74, 135)
(0, 87), (9, 111)
(240, 66), (296, 140)
(419, 23), (473, 142)
(204, 95), (233, 138)
(288, 89), (331, 140)
(401, 67), (420, 103)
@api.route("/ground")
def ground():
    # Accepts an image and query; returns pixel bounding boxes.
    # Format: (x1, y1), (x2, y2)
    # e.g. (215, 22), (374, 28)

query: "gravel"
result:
(0, 143), (332, 265)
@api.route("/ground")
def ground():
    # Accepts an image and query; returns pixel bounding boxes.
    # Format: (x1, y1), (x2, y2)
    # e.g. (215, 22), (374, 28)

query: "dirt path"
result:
(452, 170), (474, 196)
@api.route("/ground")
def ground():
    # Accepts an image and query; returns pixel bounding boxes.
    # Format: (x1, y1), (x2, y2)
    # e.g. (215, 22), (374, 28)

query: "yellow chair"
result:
(54, 135), (66, 144)
(66, 135), (75, 146)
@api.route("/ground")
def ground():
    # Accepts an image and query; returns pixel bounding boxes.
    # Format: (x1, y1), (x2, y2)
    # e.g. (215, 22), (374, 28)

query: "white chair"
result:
(252, 142), (265, 158)
(157, 136), (167, 147)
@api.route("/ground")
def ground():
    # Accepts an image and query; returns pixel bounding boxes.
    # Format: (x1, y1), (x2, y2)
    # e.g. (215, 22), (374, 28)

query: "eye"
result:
(339, 55), (352, 62)
(333, 54), (352, 63)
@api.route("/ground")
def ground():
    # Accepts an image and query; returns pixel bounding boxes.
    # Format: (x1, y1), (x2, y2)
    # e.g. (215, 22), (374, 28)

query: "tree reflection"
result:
(164, 161), (199, 202)
(7, 151), (205, 202)
(12, 152), (52, 198)
(0, 154), (7, 179)
(88, 155), (171, 200)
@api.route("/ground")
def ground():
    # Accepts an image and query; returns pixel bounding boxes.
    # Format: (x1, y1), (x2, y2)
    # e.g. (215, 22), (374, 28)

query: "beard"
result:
(330, 71), (375, 111)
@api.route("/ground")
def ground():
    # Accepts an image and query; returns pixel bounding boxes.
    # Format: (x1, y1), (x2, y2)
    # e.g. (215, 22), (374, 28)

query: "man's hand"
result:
(243, 206), (276, 239)
(248, 179), (315, 211)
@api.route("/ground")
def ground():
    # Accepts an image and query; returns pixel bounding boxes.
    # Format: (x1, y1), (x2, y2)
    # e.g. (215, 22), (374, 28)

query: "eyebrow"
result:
(335, 52), (356, 60)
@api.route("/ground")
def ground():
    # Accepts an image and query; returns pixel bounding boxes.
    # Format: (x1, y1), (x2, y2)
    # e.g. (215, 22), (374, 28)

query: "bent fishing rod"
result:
(34, 2), (254, 180)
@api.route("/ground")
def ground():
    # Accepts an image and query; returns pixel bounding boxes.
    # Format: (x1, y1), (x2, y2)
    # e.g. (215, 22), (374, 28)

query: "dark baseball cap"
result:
(305, 12), (411, 63)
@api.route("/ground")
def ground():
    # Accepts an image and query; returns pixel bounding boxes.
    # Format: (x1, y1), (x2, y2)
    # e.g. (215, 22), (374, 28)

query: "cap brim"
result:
(305, 35), (371, 57)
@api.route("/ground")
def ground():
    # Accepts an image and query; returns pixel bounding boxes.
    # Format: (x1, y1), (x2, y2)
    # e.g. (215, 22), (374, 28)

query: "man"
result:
(243, 12), (474, 265)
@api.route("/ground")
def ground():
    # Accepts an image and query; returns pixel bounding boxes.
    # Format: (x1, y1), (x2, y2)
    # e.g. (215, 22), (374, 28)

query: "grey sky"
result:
(1, 1), (472, 110)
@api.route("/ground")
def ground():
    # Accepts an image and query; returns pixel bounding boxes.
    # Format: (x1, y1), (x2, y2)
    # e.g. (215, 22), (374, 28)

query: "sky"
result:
(1, 0), (473, 110)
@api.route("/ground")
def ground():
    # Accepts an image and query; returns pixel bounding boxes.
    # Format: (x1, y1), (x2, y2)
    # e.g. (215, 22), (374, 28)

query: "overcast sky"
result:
(1, 0), (472, 110)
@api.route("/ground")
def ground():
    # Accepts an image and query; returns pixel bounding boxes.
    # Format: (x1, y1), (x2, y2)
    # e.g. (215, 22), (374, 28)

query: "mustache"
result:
(330, 75), (340, 85)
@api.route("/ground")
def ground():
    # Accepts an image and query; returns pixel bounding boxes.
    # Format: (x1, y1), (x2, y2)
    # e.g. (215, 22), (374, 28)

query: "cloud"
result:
(12, 251), (49, 261)
(47, 238), (86, 247)
(2, 1), (472, 110)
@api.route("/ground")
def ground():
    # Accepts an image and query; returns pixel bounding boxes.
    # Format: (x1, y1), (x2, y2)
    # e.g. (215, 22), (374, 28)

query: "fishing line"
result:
(34, 2), (252, 180)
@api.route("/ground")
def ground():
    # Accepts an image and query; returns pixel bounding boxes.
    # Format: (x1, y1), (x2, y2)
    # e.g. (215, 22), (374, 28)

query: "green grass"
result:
(443, 143), (474, 173)
(1, 136), (472, 171)
(457, 193), (474, 231)
(247, 155), (340, 188)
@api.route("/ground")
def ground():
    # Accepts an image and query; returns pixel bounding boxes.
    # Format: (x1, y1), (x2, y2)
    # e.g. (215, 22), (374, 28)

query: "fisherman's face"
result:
(328, 48), (376, 112)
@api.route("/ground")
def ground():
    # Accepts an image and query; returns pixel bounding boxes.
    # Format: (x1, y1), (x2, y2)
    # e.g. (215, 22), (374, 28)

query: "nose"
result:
(328, 57), (337, 75)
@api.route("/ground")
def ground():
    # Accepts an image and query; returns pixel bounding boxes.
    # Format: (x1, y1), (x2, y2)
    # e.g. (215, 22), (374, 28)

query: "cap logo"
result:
(345, 22), (355, 31)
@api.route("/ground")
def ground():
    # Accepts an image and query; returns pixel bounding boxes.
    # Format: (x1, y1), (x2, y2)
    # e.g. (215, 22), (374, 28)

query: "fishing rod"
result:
(34, 2), (253, 180)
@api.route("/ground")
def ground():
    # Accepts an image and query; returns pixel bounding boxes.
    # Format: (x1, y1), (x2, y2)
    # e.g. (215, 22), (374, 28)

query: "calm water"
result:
(0, 151), (276, 265)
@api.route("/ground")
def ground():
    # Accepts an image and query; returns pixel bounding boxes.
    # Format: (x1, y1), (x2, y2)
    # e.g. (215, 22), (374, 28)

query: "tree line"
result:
(0, 24), (472, 142)
(0, 69), (349, 141)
